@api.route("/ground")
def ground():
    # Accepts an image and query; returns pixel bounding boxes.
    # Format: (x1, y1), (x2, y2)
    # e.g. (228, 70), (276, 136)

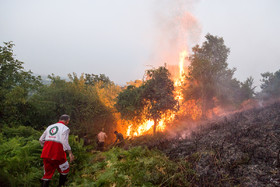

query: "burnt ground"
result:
(129, 101), (280, 186)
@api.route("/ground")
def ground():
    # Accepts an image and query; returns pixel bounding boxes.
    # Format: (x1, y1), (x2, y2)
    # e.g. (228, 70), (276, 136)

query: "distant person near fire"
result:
(114, 131), (124, 147)
(39, 114), (75, 187)
(97, 128), (107, 151)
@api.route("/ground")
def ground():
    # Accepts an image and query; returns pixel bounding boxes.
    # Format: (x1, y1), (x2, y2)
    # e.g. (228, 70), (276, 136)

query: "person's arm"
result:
(66, 150), (74, 163)
(114, 135), (118, 143)
(120, 134), (124, 142)
(62, 129), (75, 162)
(97, 133), (101, 142)
(39, 130), (47, 147)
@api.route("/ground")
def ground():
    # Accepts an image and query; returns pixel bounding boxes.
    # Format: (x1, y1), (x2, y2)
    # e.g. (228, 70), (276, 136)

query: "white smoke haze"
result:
(169, 96), (280, 141)
(164, 119), (200, 141)
(150, 0), (201, 67)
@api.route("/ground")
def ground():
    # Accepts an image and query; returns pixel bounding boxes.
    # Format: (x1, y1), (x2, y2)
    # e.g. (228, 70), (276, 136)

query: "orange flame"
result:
(179, 50), (188, 79)
(126, 50), (195, 137)
(174, 50), (188, 102)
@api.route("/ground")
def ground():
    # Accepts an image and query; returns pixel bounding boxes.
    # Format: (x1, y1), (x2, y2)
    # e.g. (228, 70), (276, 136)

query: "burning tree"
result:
(115, 85), (145, 125)
(116, 66), (177, 135)
(143, 66), (177, 134)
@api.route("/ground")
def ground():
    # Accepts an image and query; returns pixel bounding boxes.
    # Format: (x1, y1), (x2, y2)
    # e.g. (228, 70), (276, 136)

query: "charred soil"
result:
(129, 101), (280, 186)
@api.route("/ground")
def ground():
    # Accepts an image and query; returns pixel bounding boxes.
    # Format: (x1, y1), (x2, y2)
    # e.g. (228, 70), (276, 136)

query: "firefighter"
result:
(113, 131), (124, 147)
(97, 128), (107, 151)
(39, 114), (75, 187)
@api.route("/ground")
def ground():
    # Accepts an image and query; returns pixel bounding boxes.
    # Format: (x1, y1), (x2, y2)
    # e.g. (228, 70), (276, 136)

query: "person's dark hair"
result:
(59, 114), (70, 121)
(114, 131), (118, 134)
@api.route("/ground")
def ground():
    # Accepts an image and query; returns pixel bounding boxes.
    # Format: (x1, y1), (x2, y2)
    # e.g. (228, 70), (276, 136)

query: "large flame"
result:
(179, 50), (188, 79)
(126, 50), (198, 137)
(124, 3), (202, 137)
(174, 50), (188, 102)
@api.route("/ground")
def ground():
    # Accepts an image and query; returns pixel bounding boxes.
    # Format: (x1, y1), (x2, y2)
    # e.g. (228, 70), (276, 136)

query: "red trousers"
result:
(42, 158), (69, 180)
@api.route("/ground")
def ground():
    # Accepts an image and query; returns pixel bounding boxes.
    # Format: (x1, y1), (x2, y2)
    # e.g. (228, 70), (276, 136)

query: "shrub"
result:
(69, 146), (195, 187)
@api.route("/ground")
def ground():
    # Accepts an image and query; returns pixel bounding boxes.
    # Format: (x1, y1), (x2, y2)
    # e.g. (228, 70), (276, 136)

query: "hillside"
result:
(1, 102), (280, 186)
(130, 101), (280, 186)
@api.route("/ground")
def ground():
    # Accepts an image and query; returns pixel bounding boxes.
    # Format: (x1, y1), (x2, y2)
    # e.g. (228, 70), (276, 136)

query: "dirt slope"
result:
(167, 102), (280, 186)
(131, 102), (280, 186)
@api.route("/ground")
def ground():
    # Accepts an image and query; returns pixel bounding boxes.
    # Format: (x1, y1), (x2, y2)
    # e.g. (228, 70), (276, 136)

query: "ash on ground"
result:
(131, 102), (280, 186)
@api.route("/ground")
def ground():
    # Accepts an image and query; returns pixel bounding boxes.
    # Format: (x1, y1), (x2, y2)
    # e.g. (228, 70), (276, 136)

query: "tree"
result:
(240, 76), (256, 101)
(260, 69), (280, 99)
(0, 42), (42, 127)
(115, 80), (144, 121)
(143, 66), (177, 134)
(116, 66), (177, 135)
(29, 73), (116, 138)
(184, 34), (240, 118)
(85, 73), (112, 87)
(126, 80), (143, 88)
(115, 85), (145, 123)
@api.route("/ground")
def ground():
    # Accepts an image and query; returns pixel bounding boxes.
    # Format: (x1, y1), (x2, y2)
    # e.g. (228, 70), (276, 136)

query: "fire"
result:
(123, 3), (203, 137)
(126, 50), (198, 137)
(174, 50), (188, 102)
(179, 50), (188, 79)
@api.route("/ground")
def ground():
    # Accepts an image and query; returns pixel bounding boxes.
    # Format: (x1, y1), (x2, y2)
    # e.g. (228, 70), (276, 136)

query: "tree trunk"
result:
(201, 94), (207, 120)
(153, 119), (158, 135)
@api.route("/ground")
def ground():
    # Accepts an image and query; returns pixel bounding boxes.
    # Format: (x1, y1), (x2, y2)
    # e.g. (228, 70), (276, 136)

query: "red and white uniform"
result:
(39, 121), (71, 180)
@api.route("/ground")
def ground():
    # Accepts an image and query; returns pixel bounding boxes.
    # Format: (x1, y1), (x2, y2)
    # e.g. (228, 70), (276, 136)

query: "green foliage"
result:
(0, 126), (92, 187)
(92, 76), (122, 110)
(116, 66), (177, 134)
(0, 121), (198, 187)
(0, 42), (119, 140)
(115, 85), (145, 123)
(0, 126), (42, 187)
(240, 76), (256, 100)
(185, 34), (252, 117)
(0, 42), (42, 127)
(185, 34), (231, 110)
(29, 73), (116, 138)
(84, 73), (113, 87)
(260, 69), (280, 99)
(69, 146), (195, 187)
(1, 125), (41, 139)
(143, 66), (177, 118)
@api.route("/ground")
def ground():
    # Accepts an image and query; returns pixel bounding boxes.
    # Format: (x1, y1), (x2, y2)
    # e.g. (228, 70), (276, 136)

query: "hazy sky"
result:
(1, 0), (279, 88)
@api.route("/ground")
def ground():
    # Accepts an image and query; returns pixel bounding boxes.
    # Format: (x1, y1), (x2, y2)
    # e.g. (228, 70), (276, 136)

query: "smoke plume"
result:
(150, 0), (201, 67)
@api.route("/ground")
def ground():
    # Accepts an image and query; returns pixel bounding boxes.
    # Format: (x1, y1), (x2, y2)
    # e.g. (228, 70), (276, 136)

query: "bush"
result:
(0, 132), (42, 186)
(69, 146), (195, 187)
(0, 126), (91, 187)
(1, 125), (41, 139)
(0, 126), (197, 187)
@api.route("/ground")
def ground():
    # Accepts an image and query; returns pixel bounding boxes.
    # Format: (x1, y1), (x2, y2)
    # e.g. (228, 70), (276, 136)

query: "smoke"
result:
(150, 0), (201, 67)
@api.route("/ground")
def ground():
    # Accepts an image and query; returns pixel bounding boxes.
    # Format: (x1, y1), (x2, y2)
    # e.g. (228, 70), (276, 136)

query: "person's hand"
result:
(69, 153), (75, 163)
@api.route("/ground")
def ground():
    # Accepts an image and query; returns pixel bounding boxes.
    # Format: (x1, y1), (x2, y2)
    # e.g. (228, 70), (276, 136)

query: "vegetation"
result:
(0, 125), (90, 187)
(143, 66), (177, 134)
(69, 146), (196, 186)
(0, 126), (196, 187)
(0, 42), (42, 127)
(115, 85), (145, 123)
(116, 66), (177, 134)
(0, 33), (279, 186)
(184, 34), (256, 118)
(29, 73), (118, 139)
(259, 69), (280, 99)
(240, 76), (256, 100)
